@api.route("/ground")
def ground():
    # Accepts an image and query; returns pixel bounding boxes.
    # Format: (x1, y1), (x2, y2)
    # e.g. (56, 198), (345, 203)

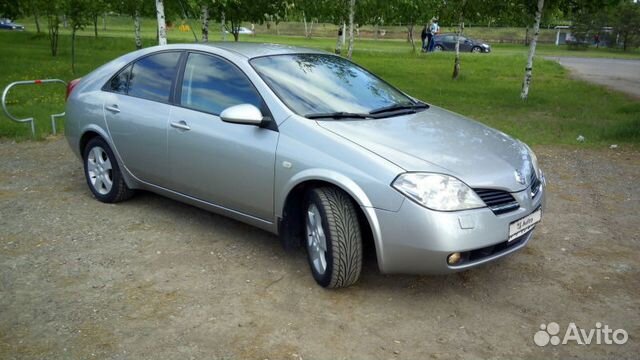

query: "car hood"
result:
(316, 106), (533, 191)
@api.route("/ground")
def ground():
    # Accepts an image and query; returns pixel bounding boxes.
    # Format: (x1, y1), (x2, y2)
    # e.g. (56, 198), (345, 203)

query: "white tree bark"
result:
(134, 10), (142, 49)
(201, 4), (209, 42)
(221, 11), (226, 41)
(155, 0), (167, 46)
(521, 0), (544, 100)
(452, 21), (463, 79)
(346, 0), (356, 59)
(303, 11), (308, 38)
(341, 22), (346, 46)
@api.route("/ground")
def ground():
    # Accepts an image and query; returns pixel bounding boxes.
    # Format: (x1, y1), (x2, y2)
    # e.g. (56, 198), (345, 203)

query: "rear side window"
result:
(180, 53), (262, 115)
(128, 52), (181, 102)
(108, 65), (131, 94)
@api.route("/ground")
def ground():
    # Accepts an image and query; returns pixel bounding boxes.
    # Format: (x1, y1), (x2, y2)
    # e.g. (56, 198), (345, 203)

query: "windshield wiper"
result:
(305, 112), (372, 120)
(368, 102), (429, 115)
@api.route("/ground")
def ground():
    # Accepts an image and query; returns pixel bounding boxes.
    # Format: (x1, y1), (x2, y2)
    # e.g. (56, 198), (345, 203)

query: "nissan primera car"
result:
(65, 43), (545, 288)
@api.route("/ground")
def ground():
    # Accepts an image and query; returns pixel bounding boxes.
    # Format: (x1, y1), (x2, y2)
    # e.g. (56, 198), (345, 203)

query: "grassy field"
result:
(1, 18), (639, 146)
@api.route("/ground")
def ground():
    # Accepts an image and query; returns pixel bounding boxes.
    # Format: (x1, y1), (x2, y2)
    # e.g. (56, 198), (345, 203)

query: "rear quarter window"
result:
(128, 52), (181, 103)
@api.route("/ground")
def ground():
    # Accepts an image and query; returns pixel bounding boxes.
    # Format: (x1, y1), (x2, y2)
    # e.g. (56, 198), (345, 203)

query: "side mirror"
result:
(220, 104), (263, 126)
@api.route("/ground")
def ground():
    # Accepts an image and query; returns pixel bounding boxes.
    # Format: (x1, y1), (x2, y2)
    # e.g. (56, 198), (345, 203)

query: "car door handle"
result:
(105, 104), (120, 113)
(170, 121), (191, 131)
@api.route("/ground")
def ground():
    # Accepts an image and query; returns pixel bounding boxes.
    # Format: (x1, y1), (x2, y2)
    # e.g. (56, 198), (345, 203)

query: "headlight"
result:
(392, 173), (485, 211)
(522, 143), (541, 177)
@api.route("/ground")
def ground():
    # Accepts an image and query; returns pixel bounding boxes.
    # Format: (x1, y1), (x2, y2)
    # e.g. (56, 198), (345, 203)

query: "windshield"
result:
(250, 54), (415, 117)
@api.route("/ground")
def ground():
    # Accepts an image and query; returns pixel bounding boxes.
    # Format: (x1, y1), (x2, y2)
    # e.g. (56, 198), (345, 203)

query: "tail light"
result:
(66, 78), (82, 101)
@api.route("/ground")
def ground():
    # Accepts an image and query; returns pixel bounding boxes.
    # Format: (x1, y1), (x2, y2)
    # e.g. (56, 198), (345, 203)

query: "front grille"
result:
(474, 188), (519, 215)
(530, 170), (541, 198)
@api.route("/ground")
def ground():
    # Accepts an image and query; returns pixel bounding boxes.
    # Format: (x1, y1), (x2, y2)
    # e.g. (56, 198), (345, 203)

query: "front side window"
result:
(250, 54), (413, 117)
(180, 53), (262, 115)
(128, 52), (181, 102)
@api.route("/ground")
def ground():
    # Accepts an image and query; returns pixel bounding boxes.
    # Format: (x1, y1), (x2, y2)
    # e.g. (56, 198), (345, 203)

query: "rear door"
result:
(167, 52), (279, 220)
(103, 51), (182, 186)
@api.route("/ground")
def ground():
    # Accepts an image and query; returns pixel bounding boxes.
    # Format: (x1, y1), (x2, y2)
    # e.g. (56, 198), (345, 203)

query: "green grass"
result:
(1, 21), (638, 145)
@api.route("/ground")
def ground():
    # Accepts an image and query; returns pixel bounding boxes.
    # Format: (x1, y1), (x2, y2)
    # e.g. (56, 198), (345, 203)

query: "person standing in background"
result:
(428, 18), (440, 52)
(421, 25), (429, 52)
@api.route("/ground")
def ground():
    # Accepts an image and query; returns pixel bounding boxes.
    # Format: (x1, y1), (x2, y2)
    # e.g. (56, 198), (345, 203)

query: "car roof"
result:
(172, 42), (329, 59)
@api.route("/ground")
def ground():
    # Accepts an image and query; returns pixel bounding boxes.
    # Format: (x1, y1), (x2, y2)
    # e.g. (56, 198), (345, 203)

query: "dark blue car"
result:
(432, 33), (491, 53)
(0, 19), (25, 31)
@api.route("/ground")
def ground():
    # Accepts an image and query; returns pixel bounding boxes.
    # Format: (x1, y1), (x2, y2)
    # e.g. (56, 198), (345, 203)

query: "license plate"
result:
(508, 209), (542, 242)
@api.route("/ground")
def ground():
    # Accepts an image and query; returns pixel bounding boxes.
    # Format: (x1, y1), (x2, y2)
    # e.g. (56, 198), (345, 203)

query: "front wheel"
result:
(83, 137), (134, 203)
(434, 44), (444, 52)
(305, 187), (362, 288)
(471, 46), (482, 53)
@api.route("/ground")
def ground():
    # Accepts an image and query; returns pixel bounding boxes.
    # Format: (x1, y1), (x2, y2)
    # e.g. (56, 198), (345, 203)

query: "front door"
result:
(167, 52), (279, 221)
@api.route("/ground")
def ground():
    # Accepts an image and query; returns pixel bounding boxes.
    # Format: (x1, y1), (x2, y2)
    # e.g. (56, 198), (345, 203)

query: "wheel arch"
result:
(277, 171), (384, 271)
(78, 125), (138, 189)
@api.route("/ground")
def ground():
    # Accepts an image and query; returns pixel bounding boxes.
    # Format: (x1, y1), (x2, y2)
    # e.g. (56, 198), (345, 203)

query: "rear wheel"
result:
(471, 46), (482, 53)
(83, 137), (134, 203)
(305, 187), (362, 288)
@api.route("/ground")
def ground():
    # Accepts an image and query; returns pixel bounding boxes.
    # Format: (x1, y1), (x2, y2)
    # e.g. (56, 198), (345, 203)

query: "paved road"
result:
(545, 57), (640, 98)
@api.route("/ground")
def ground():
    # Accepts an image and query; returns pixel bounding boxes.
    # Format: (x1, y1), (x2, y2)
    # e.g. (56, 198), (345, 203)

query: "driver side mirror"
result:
(220, 104), (263, 126)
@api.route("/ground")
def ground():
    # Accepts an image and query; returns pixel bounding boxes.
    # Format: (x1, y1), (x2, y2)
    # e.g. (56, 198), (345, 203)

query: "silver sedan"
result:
(64, 43), (546, 288)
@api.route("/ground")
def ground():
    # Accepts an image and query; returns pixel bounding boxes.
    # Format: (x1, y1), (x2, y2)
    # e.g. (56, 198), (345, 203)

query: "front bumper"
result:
(374, 182), (545, 274)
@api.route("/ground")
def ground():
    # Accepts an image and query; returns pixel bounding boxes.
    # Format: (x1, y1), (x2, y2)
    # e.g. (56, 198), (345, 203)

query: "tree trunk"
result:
(71, 29), (76, 74)
(93, 15), (98, 37)
(335, 23), (342, 54)
(34, 9), (41, 33)
(303, 12), (308, 38)
(231, 20), (239, 42)
(341, 22), (346, 47)
(103, 13), (106, 31)
(407, 24), (415, 52)
(201, 4), (209, 42)
(309, 20), (314, 38)
(275, 21), (279, 35)
(155, 0), (167, 46)
(521, 0), (544, 100)
(346, 0), (356, 59)
(221, 11), (226, 41)
(452, 19), (464, 80)
(134, 10), (142, 49)
(525, 26), (529, 46)
(48, 15), (59, 56)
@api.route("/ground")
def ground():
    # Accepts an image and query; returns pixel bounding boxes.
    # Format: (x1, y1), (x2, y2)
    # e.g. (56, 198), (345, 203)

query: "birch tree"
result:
(134, 9), (142, 49)
(201, 3), (209, 42)
(520, 0), (544, 100)
(452, 1), (466, 80)
(346, 0), (356, 59)
(156, 0), (167, 45)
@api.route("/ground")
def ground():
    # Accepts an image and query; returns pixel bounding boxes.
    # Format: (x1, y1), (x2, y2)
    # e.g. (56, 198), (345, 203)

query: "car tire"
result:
(471, 46), (482, 53)
(304, 187), (362, 288)
(83, 137), (134, 203)
(434, 45), (444, 52)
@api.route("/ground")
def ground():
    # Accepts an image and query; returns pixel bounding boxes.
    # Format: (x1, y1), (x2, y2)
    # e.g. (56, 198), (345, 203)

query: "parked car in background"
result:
(64, 43), (544, 288)
(0, 19), (25, 31)
(225, 27), (254, 35)
(432, 34), (491, 53)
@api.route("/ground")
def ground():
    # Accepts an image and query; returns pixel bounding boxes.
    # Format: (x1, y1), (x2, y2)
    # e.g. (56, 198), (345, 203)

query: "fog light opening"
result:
(447, 252), (462, 265)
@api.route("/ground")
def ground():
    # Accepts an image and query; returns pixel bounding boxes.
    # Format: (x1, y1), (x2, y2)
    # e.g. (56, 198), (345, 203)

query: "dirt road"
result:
(1, 137), (638, 359)
(546, 56), (640, 98)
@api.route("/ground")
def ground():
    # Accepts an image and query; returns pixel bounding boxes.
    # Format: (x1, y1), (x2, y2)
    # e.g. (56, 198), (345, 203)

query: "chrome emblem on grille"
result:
(514, 169), (526, 185)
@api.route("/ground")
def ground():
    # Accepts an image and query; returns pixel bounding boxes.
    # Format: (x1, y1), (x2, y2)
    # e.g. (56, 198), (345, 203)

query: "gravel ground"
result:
(1, 137), (638, 360)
